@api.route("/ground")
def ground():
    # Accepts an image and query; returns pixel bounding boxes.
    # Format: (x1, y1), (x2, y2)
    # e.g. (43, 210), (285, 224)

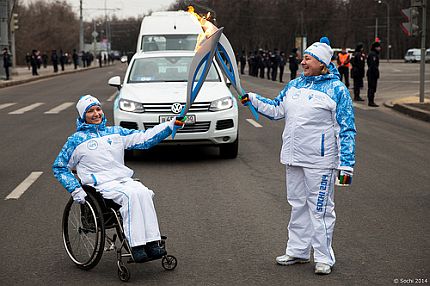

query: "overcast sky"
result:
(23, 0), (178, 19)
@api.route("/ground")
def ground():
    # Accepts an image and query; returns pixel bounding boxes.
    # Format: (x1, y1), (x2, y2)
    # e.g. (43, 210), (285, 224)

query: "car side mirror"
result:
(108, 76), (122, 90)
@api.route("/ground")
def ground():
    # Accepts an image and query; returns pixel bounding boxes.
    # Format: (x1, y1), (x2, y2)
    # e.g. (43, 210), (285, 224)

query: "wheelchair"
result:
(62, 185), (177, 282)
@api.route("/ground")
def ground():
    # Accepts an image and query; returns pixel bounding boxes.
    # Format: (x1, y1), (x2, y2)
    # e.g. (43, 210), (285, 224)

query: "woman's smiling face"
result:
(301, 54), (324, 76)
(85, 105), (104, 124)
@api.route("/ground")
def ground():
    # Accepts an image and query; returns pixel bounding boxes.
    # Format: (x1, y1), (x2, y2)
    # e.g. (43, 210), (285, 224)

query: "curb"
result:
(0, 65), (106, 89)
(384, 100), (430, 122)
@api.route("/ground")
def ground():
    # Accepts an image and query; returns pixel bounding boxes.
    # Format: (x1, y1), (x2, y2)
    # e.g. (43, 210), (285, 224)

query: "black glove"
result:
(240, 93), (250, 105)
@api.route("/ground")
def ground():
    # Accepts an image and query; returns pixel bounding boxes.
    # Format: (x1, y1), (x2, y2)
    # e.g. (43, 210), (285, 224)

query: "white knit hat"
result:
(76, 95), (101, 119)
(304, 37), (333, 67)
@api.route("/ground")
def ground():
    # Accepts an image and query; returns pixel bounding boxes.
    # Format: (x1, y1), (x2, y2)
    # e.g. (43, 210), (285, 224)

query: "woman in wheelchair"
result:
(53, 95), (185, 263)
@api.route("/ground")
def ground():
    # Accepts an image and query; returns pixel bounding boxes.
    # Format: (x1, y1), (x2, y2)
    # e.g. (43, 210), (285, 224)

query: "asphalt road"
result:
(0, 63), (429, 286)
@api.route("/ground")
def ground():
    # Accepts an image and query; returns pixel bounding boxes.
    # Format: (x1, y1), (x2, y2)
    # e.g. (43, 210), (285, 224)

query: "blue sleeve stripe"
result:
(127, 126), (172, 150)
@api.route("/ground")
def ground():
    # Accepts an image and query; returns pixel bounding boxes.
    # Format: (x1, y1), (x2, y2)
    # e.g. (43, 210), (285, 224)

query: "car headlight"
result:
(209, 97), (233, 111)
(119, 99), (144, 113)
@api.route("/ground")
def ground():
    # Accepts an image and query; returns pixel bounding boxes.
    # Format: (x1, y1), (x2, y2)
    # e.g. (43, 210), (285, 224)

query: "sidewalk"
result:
(384, 96), (430, 122)
(0, 64), (105, 89)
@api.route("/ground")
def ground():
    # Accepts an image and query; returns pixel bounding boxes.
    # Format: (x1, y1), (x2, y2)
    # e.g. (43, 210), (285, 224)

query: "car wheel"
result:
(219, 138), (238, 159)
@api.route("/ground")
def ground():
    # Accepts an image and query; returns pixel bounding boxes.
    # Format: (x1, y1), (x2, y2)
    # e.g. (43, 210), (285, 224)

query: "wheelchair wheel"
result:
(117, 261), (130, 282)
(161, 255), (177, 271)
(62, 191), (105, 270)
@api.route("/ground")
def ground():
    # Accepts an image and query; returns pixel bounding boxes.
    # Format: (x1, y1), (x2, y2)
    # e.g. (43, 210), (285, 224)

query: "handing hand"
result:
(336, 170), (353, 186)
(71, 187), (87, 204)
(240, 93), (250, 105)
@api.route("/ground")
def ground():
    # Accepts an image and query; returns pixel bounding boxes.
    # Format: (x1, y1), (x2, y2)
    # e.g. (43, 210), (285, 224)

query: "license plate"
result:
(159, 114), (196, 124)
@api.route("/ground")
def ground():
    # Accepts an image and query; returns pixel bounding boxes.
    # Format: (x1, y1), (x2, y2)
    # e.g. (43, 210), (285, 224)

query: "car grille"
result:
(216, 119), (234, 130)
(142, 102), (211, 113)
(120, 121), (138, 129)
(144, 122), (211, 133)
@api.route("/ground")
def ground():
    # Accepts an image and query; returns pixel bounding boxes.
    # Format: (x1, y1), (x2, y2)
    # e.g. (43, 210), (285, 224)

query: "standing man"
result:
(271, 49), (280, 81)
(337, 47), (350, 88)
(239, 50), (247, 75)
(72, 49), (79, 69)
(351, 43), (366, 101)
(51, 50), (59, 73)
(289, 48), (300, 81)
(2, 48), (12, 80)
(279, 51), (286, 83)
(367, 41), (381, 107)
(30, 49), (39, 76)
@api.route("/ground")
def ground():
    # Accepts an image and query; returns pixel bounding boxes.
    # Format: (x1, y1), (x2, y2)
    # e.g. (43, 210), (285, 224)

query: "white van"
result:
(404, 48), (421, 63)
(136, 11), (202, 53)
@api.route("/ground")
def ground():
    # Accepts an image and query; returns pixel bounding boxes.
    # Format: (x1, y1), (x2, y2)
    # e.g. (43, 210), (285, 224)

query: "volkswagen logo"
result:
(171, 103), (183, 114)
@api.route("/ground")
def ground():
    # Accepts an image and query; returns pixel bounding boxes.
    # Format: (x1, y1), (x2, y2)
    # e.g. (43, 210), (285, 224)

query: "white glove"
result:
(71, 188), (87, 204)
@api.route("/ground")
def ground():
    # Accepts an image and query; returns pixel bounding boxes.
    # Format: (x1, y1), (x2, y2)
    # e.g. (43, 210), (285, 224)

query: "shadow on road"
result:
(125, 145), (226, 163)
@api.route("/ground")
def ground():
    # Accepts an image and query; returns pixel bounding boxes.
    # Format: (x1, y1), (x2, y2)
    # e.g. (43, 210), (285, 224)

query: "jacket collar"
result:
(76, 116), (107, 132)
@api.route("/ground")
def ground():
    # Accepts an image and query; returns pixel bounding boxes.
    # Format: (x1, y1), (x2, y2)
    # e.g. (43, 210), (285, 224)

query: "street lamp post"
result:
(378, 0), (390, 62)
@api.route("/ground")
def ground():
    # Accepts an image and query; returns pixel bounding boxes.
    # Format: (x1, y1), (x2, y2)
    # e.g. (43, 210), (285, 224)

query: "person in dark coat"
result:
(59, 50), (65, 71)
(42, 52), (48, 68)
(289, 48), (300, 81)
(25, 53), (31, 70)
(51, 50), (59, 73)
(350, 43), (366, 101)
(239, 50), (246, 75)
(271, 49), (280, 81)
(279, 51), (286, 83)
(3, 48), (12, 80)
(72, 49), (79, 69)
(30, 50), (39, 76)
(366, 42), (381, 107)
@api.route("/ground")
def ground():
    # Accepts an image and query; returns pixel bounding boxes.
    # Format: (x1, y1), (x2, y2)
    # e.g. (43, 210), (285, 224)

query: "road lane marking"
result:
(9, 103), (44, 114)
(5, 171), (43, 200)
(44, 102), (74, 114)
(246, 118), (262, 128)
(107, 92), (117, 102)
(0, 103), (16, 110)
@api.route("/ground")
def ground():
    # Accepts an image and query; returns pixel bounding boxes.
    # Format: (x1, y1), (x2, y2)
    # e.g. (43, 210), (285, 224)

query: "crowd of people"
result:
(236, 41), (382, 107)
(22, 49), (118, 77)
(237, 48), (299, 83)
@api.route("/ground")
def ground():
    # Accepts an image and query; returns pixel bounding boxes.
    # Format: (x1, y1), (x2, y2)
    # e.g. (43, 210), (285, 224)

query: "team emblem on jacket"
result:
(87, 140), (98, 150)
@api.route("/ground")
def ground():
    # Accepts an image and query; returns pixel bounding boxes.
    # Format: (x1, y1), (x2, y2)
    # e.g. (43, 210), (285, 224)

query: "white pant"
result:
(285, 166), (336, 266)
(96, 178), (161, 247)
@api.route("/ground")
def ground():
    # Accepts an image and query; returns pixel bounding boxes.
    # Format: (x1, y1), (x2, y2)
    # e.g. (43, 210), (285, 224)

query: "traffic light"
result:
(10, 13), (19, 32)
(401, 7), (419, 36)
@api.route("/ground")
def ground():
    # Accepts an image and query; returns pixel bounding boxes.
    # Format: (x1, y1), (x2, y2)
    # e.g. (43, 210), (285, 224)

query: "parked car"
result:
(404, 48), (421, 63)
(426, 49), (430, 62)
(108, 50), (239, 158)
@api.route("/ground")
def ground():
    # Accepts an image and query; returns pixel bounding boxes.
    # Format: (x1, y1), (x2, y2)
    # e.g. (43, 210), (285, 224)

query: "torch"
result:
(171, 27), (224, 139)
(198, 16), (259, 120)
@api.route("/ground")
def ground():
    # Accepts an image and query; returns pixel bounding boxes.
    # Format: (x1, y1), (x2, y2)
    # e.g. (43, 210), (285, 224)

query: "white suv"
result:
(108, 50), (239, 158)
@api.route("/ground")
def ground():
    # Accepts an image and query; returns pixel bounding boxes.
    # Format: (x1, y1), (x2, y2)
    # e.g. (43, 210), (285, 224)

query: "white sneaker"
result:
(314, 262), (332, 275)
(276, 254), (310, 266)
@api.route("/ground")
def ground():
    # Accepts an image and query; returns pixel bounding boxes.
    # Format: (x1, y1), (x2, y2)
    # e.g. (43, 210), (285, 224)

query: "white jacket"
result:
(53, 117), (174, 193)
(248, 65), (356, 171)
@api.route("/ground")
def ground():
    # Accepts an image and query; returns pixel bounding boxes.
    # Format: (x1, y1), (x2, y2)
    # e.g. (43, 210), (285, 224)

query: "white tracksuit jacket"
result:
(53, 117), (175, 246)
(248, 64), (356, 266)
(248, 65), (356, 171)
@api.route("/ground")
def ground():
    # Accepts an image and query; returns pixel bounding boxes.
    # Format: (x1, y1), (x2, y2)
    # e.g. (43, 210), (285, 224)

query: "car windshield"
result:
(141, 35), (198, 51)
(128, 56), (221, 83)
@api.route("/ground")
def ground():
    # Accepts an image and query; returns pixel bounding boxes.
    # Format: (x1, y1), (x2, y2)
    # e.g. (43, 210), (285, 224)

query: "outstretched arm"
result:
(118, 120), (176, 150)
(244, 84), (290, 120)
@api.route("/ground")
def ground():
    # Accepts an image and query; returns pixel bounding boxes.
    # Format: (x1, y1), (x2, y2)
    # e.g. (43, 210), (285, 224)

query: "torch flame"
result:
(187, 6), (219, 51)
